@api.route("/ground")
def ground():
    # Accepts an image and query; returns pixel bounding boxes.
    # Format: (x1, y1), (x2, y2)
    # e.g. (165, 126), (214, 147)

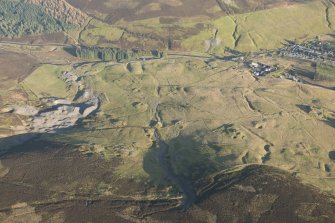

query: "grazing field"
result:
(316, 63), (335, 81)
(80, 19), (124, 46)
(21, 64), (74, 99)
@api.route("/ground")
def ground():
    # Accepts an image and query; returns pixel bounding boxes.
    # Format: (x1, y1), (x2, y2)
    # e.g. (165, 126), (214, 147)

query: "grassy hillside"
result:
(316, 63), (335, 81)
(74, 1), (335, 52)
(34, 57), (335, 194)
(80, 20), (124, 46)
(183, 1), (335, 52)
(1, 0), (333, 52)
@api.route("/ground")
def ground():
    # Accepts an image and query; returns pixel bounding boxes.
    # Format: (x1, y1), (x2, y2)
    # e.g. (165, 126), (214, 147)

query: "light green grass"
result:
(316, 63), (335, 81)
(21, 64), (73, 99)
(80, 19), (124, 46)
(183, 1), (335, 52)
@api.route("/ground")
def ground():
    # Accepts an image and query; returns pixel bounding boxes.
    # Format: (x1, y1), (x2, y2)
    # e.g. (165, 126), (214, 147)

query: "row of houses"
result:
(278, 40), (335, 64)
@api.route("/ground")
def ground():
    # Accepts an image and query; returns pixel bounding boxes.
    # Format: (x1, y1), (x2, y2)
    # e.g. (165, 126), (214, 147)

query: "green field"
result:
(21, 64), (74, 99)
(80, 19), (124, 46)
(316, 63), (335, 81)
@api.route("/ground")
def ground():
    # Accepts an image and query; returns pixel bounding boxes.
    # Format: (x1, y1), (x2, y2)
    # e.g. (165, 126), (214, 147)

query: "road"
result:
(0, 40), (248, 64)
(0, 40), (71, 47)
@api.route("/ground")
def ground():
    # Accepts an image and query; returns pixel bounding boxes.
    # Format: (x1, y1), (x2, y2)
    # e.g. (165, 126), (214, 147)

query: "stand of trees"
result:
(0, 0), (72, 38)
(75, 46), (166, 62)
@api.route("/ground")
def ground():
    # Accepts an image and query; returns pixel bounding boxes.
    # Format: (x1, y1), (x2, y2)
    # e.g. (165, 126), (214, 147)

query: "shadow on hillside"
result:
(143, 133), (227, 209)
(0, 127), (90, 158)
(296, 104), (312, 113)
(325, 117), (335, 129)
(0, 133), (41, 157)
(329, 151), (335, 160)
(63, 46), (77, 57)
(290, 67), (315, 79)
(143, 134), (232, 187)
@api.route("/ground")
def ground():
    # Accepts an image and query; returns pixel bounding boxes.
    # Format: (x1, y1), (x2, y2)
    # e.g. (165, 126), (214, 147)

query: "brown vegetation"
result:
(0, 141), (334, 223)
(67, 0), (219, 23)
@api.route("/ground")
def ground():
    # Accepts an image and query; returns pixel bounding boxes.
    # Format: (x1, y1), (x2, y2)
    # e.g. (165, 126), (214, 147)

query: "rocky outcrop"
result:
(28, 98), (99, 133)
(2, 70), (99, 134)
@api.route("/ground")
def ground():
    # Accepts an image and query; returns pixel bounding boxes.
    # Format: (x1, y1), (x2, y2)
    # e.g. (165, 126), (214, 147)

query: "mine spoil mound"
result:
(26, 0), (87, 26)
